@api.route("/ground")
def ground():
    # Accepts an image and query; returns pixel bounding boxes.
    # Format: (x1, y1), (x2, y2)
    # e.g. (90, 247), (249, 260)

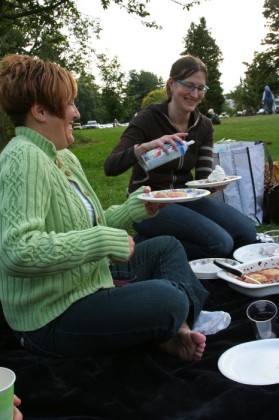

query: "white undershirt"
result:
(70, 181), (95, 225)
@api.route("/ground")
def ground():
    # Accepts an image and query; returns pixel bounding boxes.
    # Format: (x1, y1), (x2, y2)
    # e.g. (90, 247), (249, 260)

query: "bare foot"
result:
(158, 323), (206, 362)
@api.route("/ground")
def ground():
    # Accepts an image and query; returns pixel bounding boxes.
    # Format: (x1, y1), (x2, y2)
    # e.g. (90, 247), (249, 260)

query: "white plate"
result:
(234, 243), (279, 262)
(189, 258), (239, 279)
(217, 256), (279, 297)
(137, 188), (210, 203)
(218, 339), (279, 385)
(186, 175), (242, 188)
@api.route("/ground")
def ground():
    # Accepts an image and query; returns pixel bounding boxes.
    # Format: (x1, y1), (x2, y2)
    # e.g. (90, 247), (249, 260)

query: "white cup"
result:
(0, 367), (16, 420)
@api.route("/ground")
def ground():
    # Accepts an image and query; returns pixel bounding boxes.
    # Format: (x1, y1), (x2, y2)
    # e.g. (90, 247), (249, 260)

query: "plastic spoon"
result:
(213, 260), (262, 284)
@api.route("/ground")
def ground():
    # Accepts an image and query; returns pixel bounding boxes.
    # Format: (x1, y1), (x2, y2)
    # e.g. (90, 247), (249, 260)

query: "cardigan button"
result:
(56, 159), (62, 168)
(65, 170), (71, 176)
(84, 191), (90, 196)
(97, 216), (101, 224)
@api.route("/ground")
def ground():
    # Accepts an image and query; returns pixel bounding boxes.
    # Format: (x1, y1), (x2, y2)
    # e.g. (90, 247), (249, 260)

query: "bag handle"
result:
(259, 141), (274, 225)
(246, 146), (261, 225)
(260, 141), (274, 186)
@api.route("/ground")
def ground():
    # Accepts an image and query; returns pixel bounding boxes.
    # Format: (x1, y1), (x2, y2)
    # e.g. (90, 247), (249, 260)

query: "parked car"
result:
(219, 112), (229, 118)
(82, 120), (100, 129)
(73, 123), (82, 130)
(274, 98), (279, 114)
(99, 123), (114, 129)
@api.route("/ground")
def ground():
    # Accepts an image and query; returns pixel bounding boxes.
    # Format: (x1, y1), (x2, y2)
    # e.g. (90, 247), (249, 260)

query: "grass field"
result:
(72, 114), (279, 231)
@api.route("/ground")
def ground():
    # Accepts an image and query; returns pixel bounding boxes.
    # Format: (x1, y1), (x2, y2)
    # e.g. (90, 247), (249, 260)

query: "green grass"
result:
(72, 126), (131, 208)
(72, 114), (279, 231)
(213, 115), (279, 160)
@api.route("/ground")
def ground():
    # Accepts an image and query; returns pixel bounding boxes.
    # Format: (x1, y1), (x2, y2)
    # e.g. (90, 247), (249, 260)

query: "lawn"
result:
(72, 114), (279, 231)
(213, 114), (279, 158)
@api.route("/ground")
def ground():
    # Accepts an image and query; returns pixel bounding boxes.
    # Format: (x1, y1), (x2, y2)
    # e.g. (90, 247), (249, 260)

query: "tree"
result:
(254, 0), (279, 94)
(0, 0), (101, 73)
(76, 74), (101, 125)
(125, 70), (164, 117)
(0, 0), (208, 72)
(180, 17), (224, 115)
(97, 54), (127, 122)
(262, 0), (279, 60)
(0, 0), (208, 143)
(243, 51), (278, 110)
(142, 89), (168, 108)
(232, 0), (279, 109)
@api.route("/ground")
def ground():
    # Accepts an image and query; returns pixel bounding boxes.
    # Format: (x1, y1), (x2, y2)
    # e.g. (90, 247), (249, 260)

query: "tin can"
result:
(140, 140), (195, 171)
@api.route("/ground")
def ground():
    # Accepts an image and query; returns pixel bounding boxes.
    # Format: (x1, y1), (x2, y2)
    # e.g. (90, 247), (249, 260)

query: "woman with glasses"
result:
(104, 55), (256, 260)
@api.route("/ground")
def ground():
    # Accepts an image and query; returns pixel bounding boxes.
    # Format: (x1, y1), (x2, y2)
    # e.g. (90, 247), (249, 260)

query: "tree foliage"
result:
(96, 54), (127, 122)
(141, 89), (168, 108)
(232, 0), (279, 111)
(0, 0), (102, 73)
(0, 0), (209, 141)
(76, 74), (100, 125)
(180, 17), (224, 114)
(262, 0), (279, 50)
(125, 70), (164, 116)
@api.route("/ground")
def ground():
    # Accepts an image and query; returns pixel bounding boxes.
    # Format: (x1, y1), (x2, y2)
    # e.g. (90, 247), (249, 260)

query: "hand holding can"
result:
(140, 140), (195, 171)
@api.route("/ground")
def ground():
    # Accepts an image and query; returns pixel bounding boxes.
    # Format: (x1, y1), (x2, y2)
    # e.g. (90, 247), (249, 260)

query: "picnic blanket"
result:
(1, 278), (278, 420)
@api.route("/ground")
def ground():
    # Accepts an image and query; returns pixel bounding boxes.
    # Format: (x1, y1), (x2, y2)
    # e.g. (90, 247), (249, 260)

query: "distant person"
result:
(262, 85), (274, 114)
(104, 55), (257, 260)
(207, 108), (221, 125)
(113, 118), (120, 127)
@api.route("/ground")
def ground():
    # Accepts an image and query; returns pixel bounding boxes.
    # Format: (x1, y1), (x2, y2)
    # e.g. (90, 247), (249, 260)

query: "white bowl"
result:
(190, 258), (238, 279)
(217, 256), (279, 297)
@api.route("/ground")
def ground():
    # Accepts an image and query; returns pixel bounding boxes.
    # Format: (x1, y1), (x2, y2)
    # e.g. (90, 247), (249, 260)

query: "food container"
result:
(217, 256), (279, 297)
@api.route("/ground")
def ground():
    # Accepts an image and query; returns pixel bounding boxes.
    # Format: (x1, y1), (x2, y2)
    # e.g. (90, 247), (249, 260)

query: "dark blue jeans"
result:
(14, 236), (208, 358)
(133, 197), (257, 261)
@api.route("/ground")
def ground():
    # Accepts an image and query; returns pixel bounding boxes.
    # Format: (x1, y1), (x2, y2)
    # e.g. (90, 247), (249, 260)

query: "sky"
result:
(77, 0), (268, 93)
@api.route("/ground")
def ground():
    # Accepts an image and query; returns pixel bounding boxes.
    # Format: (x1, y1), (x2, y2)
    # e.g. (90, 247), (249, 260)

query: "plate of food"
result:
(218, 339), (279, 385)
(186, 164), (242, 188)
(186, 175), (242, 188)
(217, 256), (279, 297)
(137, 188), (210, 203)
(233, 243), (279, 262)
(189, 258), (239, 280)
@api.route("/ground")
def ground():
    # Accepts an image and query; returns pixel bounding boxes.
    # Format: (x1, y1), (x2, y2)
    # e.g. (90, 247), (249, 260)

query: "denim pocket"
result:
(13, 330), (61, 358)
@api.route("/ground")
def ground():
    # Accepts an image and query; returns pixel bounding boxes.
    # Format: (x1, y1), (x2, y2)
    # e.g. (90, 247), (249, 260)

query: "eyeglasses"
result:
(176, 80), (209, 93)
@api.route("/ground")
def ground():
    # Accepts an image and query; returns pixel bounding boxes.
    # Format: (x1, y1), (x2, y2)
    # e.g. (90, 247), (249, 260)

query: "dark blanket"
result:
(1, 279), (279, 420)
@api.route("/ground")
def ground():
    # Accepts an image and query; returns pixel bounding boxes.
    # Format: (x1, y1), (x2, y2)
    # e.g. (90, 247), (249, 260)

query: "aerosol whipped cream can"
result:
(140, 140), (195, 171)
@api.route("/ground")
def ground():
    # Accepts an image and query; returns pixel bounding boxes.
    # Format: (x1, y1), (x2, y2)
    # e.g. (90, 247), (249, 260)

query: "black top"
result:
(104, 101), (214, 193)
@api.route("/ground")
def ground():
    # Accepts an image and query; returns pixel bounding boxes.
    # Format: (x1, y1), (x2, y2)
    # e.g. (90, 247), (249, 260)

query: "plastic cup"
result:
(246, 300), (278, 340)
(0, 367), (16, 420)
(110, 270), (137, 287)
(263, 230), (279, 244)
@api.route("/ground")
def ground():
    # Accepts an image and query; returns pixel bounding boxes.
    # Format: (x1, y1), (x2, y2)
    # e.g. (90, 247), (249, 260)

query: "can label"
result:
(140, 140), (194, 171)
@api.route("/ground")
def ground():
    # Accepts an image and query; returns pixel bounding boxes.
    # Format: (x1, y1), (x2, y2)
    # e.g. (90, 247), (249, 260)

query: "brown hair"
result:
(166, 55), (208, 99)
(0, 54), (78, 126)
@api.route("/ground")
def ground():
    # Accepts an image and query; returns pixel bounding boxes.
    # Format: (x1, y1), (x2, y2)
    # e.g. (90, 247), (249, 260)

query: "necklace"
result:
(168, 105), (189, 132)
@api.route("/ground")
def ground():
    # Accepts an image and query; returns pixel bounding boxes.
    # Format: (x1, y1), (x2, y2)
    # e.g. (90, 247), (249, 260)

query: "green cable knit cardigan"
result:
(0, 127), (150, 332)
